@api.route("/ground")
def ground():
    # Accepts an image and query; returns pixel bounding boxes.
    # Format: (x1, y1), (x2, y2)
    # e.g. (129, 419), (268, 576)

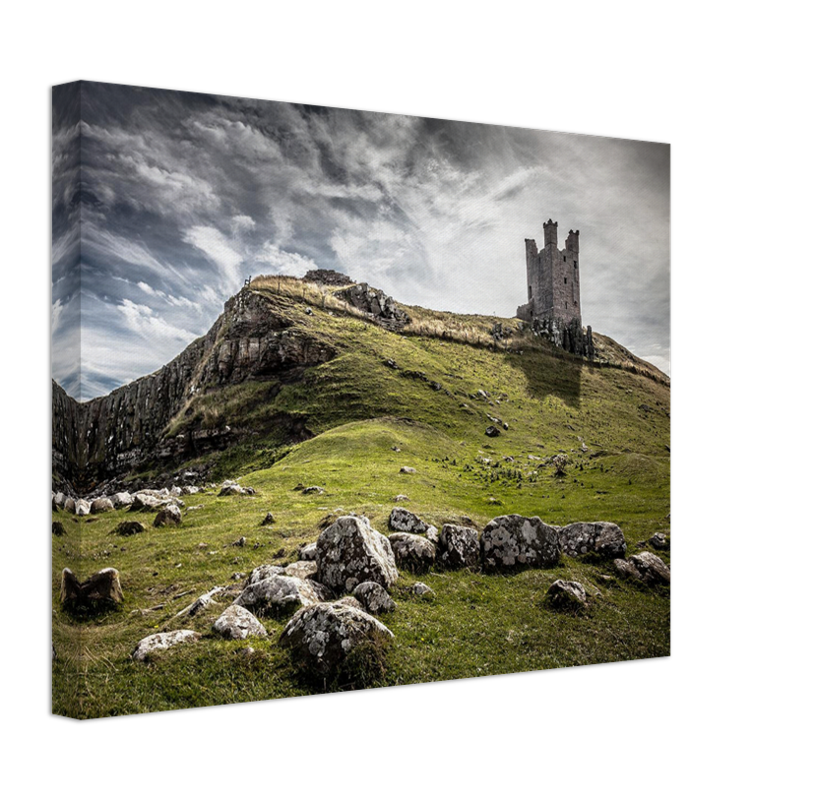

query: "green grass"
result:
(52, 285), (669, 718)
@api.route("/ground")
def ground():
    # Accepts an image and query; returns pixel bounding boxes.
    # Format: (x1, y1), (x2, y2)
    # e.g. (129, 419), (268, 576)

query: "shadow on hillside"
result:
(509, 350), (584, 409)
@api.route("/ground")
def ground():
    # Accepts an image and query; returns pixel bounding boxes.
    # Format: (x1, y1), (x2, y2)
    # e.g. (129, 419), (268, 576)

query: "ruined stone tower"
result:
(517, 219), (593, 357)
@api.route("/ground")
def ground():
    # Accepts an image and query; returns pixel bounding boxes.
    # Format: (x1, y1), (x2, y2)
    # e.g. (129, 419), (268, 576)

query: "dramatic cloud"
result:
(52, 82), (669, 400)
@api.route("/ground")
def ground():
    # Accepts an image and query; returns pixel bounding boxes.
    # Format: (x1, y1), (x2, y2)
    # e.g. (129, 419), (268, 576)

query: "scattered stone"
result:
(52, 492), (67, 511)
(176, 586), (224, 617)
(60, 567), (124, 608)
(219, 483), (245, 497)
(487, 497), (502, 505)
(410, 582), (435, 599)
(485, 426), (501, 437)
(353, 581), (397, 615)
(649, 532), (670, 550)
(64, 497), (76, 514)
(545, 579), (588, 610)
(153, 505), (182, 527)
(302, 486), (325, 495)
(212, 605), (267, 640)
(481, 515), (561, 572)
(399, 466), (416, 474)
(388, 533), (436, 573)
(316, 515), (399, 593)
(244, 564), (285, 585)
(437, 524), (480, 570)
(272, 547), (285, 559)
(231, 572), (246, 581)
(279, 600), (394, 681)
(614, 552), (671, 586)
(52, 521), (66, 537)
(261, 512), (275, 526)
(558, 522), (627, 559)
(115, 520), (146, 536)
(237, 646), (255, 656)
(394, 494), (409, 502)
(231, 536), (247, 547)
(233, 574), (321, 616)
(131, 630), (200, 662)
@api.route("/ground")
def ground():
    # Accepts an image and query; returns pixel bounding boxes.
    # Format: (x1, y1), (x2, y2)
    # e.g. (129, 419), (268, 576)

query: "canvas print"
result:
(51, 81), (670, 719)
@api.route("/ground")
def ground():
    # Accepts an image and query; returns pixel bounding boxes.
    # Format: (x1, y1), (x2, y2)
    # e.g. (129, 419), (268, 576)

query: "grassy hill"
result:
(52, 278), (670, 718)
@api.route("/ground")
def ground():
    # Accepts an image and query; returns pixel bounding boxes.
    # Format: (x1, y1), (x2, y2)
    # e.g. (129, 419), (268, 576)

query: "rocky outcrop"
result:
(335, 283), (409, 330)
(52, 290), (336, 493)
(303, 269), (353, 286)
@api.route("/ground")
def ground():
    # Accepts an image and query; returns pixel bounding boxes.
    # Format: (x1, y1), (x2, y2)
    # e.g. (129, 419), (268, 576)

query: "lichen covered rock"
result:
(353, 581), (397, 615)
(388, 533), (436, 573)
(233, 574), (321, 617)
(558, 521), (626, 559)
(212, 605), (267, 640)
(481, 515), (560, 571)
(545, 579), (588, 610)
(316, 515), (398, 593)
(279, 600), (394, 681)
(437, 524), (480, 570)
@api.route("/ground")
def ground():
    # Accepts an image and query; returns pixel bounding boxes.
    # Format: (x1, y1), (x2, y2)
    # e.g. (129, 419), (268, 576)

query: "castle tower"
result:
(518, 218), (591, 357)
(520, 219), (582, 328)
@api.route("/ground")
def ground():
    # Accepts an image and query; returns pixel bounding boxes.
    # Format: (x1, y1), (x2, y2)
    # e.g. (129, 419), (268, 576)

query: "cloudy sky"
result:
(52, 82), (670, 401)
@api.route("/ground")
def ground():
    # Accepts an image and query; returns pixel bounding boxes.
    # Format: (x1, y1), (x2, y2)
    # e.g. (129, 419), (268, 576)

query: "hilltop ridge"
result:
(52, 275), (668, 495)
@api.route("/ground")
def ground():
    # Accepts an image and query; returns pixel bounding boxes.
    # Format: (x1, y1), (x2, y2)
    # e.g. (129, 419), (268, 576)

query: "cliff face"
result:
(52, 289), (336, 493)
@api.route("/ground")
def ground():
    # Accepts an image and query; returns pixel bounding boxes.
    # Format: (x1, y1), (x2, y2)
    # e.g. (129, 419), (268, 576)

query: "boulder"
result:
(74, 499), (91, 516)
(108, 492), (131, 508)
(153, 505), (182, 527)
(131, 493), (164, 512)
(485, 426), (501, 437)
(212, 605), (267, 640)
(437, 524), (480, 570)
(614, 552), (671, 586)
(261, 512), (275, 526)
(388, 533), (436, 573)
(316, 515), (399, 593)
(115, 520), (146, 536)
(131, 630), (200, 662)
(481, 515), (560, 572)
(558, 522), (627, 559)
(90, 497), (114, 514)
(399, 466), (417, 474)
(64, 497), (76, 514)
(245, 564), (285, 585)
(60, 567), (124, 608)
(52, 521), (66, 537)
(302, 486), (325, 495)
(219, 483), (245, 497)
(52, 492), (67, 511)
(353, 581), (397, 615)
(389, 507), (432, 534)
(649, 532), (670, 550)
(279, 600), (394, 680)
(233, 574), (321, 616)
(545, 579), (588, 610)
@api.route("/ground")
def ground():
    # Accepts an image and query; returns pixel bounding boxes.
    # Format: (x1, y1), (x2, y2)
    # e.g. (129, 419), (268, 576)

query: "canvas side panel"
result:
(51, 81), (83, 718)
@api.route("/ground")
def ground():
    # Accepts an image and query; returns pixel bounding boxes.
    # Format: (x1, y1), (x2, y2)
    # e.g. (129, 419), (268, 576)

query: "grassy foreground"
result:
(52, 285), (669, 718)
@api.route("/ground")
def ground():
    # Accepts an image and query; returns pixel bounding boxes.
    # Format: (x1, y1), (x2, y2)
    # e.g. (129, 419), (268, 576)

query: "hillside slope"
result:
(52, 276), (670, 718)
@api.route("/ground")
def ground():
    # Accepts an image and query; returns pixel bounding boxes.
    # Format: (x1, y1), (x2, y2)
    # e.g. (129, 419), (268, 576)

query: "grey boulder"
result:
(233, 574), (321, 616)
(388, 533), (436, 573)
(212, 605), (267, 639)
(353, 581), (397, 615)
(558, 522), (627, 559)
(481, 515), (560, 571)
(131, 630), (200, 662)
(437, 524), (479, 570)
(545, 579), (588, 610)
